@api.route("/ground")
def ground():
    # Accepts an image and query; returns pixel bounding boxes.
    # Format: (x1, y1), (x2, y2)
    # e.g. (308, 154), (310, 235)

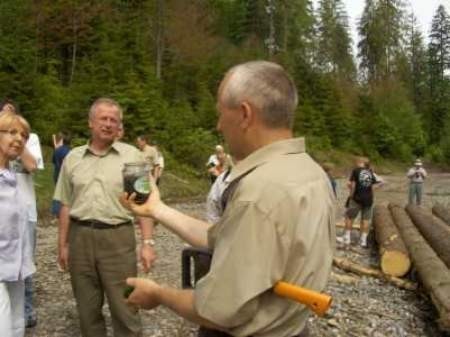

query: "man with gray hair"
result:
(54, 98), (156, 337)
(121, 61), (335, 337)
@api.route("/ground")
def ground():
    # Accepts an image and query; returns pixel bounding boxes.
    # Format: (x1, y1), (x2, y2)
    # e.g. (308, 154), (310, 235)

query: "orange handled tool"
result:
(273, 281), (332, 316)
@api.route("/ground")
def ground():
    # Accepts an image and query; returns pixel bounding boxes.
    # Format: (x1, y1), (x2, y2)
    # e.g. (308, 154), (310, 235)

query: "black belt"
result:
(70, 217), (132, 229)
(198, 326), (309, 337)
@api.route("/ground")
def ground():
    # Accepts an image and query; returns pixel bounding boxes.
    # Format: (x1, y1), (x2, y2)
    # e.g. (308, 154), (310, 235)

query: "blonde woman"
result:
(0, 112), (35, 337)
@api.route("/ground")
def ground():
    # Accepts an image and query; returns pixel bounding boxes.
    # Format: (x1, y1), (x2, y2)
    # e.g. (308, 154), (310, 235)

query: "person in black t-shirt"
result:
(338, 157), (383, 247)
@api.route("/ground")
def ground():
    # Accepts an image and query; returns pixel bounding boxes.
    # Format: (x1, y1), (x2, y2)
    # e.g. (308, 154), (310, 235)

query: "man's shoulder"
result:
(237, 152), (325, 200)
(143, 144), (157, 154)
(63, 145), (86, 162)
(28, 133), (40, 141)
(26, 133), (41, 147)
(115, 142), (141, 155)
(70, 144), (88, 154)
(55, 145), (70, 154)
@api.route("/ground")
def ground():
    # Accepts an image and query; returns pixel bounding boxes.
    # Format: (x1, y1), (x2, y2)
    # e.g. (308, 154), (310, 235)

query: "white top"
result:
(205, 169), (232, 224)
(0, 169), (36, 281)
(407, 167), (427, 183)
(206, 154), (219, 167)
(9, 133), (44, 222)
(157, 151), (164, 169)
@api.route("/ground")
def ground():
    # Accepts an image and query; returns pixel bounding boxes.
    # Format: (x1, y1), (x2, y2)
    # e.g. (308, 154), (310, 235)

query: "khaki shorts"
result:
(346, 199), (372, 220)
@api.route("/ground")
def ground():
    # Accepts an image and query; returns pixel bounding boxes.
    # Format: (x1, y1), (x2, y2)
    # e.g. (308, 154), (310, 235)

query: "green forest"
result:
(1, 0), (450, 170)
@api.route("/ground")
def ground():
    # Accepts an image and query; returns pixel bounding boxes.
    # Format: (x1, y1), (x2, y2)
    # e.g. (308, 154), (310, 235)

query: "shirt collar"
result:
(228, 137), (306, 183)
(83, 141), (122, 157)
(0, 168), (17, 186)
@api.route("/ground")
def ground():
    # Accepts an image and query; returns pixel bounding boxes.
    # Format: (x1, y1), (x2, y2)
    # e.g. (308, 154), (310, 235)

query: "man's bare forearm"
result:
(154, 204), (211, 248)
(58, 205), (71, 247)
(138, 216), (154, 240)
(158, 287), (224, 330)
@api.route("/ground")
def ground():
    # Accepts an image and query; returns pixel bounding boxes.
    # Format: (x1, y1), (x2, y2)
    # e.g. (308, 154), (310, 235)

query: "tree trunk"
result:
(373, 205), (411, 277)
(332, 257), (417, 291)
(432, 203), (450, 227)
(406, 205), (450, 269)
(389, 204), (450, 331)
(155, 0), (164, 80)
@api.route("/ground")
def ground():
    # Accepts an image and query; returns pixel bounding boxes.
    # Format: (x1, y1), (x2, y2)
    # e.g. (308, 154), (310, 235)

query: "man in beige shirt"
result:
(54, 98), (156, 337)
(136, 135), (160, 177)
(121, 62), (335, 337)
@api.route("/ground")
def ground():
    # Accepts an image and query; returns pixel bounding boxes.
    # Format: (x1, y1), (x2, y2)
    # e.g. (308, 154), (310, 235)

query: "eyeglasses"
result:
(0, 129), (29, 141)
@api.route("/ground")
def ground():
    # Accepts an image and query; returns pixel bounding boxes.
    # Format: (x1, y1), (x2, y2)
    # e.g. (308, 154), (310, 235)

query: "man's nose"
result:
(104, 119), (114, 128)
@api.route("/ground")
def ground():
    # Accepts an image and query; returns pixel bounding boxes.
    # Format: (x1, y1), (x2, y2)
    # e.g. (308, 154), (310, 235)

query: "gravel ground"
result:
(26, 173), (450, 337)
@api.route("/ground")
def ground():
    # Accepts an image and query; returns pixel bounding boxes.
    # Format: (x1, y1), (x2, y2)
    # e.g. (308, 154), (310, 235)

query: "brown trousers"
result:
(198, 325), (310, 337)
(68, 221), (141, 337)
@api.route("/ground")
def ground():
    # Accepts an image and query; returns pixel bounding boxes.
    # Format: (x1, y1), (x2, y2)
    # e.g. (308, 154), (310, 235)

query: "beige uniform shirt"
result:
(194, 138), (335, 337)
(54, 142), (144, 224)
(141, 144), (158, 168)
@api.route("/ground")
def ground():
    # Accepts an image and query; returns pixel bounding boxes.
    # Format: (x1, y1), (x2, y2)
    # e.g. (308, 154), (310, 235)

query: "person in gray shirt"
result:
(407, 159), (427, 205)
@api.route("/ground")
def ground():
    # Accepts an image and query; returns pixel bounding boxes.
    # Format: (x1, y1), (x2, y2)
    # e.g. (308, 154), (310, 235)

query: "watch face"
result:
(143, 239), (155, 246)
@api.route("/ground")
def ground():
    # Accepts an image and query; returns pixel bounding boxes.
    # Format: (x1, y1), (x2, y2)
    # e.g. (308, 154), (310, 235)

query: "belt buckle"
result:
(89, 219), (105, 229)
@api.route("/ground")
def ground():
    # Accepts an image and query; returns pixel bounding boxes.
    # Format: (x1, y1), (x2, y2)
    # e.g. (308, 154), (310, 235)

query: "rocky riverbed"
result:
(26, 173), (450, 337)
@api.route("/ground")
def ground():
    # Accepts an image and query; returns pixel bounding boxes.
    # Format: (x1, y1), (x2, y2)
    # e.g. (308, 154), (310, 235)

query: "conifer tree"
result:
(316, 0), (355, 79)
(428, 4), (450, 143)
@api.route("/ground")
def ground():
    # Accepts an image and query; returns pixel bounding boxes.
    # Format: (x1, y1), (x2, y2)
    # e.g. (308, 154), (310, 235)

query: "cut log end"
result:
(381, 251), (412, 277)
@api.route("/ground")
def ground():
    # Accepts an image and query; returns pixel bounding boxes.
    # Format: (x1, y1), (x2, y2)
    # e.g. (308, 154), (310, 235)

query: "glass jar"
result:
(122, 162), (151, 204)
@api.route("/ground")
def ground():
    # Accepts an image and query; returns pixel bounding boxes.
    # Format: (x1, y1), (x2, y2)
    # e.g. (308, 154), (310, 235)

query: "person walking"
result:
(136, 135), (159, 177)
(121, 61), (335, 337)
(338, 157), (383, 248)
(54, 98), (156, 337)
(407, 159), (427, 205)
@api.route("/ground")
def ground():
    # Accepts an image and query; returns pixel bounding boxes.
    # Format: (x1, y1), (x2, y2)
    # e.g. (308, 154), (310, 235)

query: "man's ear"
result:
(239, 101), (254, 130)
(88, 119), (93, 129)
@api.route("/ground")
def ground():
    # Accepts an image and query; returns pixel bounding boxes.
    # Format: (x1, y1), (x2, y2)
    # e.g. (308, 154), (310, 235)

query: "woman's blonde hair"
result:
(0, 112), (30, 137)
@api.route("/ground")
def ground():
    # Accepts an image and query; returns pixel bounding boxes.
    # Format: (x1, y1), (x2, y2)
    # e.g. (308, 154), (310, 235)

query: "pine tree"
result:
(358, 0), (406, 82)
(428, 4), (450, 143)
(316, 0), (355, 79)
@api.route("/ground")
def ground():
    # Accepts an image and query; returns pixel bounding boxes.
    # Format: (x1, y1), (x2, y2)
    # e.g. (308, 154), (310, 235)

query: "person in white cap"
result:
(407, 159), (427, 205)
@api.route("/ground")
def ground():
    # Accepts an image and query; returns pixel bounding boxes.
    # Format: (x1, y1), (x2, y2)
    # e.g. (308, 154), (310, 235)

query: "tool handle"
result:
(273, 281), (332, 316)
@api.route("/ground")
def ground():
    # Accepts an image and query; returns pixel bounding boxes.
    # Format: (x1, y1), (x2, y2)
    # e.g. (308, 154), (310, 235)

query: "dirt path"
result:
(26, 173), (450, 337)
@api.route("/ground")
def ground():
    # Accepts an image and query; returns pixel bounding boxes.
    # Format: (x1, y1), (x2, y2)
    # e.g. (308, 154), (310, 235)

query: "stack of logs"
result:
(334, 202), (450, 331)
(374, 202), (450, 331)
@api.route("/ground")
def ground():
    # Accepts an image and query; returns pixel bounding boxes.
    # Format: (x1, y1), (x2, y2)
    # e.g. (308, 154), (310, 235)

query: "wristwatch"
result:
(142, 239), (155, 246)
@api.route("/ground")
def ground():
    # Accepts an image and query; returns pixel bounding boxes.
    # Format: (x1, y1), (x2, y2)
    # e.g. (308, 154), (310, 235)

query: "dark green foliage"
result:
(0, 0), (448, 169)
(428, 5), (450, 144)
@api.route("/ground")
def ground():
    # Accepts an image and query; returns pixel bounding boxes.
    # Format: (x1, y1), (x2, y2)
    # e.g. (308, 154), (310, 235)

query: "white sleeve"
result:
(421, 168), (427, 178)
(406, 168), (414, 178)
(26, 133), (44, 170)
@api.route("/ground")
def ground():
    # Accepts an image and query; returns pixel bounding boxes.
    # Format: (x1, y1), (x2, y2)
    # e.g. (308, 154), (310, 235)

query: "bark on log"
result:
(332, 257), (417, 291)
(373, 205), (411, 277)
(389, 204), (450, 331)
(330, 272), (359, 285)
(432, 203), (450, 227)
(406, 205), (450, 269)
